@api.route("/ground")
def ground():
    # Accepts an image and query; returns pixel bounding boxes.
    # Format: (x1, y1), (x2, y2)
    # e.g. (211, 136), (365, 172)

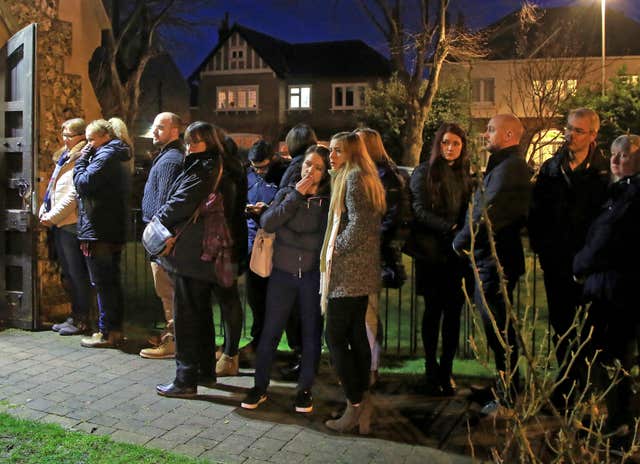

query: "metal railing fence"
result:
(122, 209), (550, 359)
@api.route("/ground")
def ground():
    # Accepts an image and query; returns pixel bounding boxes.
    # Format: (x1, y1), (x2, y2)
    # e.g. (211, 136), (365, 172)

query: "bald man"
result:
(453, 114), (531, 413)
(140, 112), (184, 359)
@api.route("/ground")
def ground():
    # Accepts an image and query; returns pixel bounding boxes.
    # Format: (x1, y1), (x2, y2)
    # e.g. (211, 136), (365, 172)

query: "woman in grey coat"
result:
(320, 132), (386, 434)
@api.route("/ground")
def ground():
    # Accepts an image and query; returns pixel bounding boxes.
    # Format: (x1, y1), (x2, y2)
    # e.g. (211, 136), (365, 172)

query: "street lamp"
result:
(601, 0), (606, 96)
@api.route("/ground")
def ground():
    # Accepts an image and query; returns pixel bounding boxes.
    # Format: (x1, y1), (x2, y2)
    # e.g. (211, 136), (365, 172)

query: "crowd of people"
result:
(41, 108), (640, 441)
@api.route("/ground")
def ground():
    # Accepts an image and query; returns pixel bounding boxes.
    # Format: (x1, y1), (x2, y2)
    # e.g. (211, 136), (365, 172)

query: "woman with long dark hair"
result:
(408, 122), (472, 396)
(241, 145), (331, 413)
(155, 121), (246, 397)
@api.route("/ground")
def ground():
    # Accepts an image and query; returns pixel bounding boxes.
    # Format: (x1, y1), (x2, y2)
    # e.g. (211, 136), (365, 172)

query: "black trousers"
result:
(588, 300), (637, 431)
(421, 261), (467, 380)
(246, 269), (268, 346)
(475, 266), (519, 390)
(326, 295), (370, 404)
(172, 273), (242, 387)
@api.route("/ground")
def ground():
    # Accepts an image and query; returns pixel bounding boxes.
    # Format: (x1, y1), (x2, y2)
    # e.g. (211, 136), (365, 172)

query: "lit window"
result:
(532, 79), (577, 100)
(332, 83), (367, 110)
(472, 78), (495, 103)
(289, 86), (311, 109)
(216, 86), (259, 111)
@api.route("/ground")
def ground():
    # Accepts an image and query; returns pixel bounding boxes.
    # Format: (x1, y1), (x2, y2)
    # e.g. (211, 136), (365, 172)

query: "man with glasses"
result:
(139, 112), (184, 359)
(242, 140), (288, 356)
(529, 108), (609, 408)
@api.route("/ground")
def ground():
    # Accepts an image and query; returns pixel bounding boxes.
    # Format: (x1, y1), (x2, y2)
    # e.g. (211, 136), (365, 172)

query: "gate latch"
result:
(3, 209), (30, 232)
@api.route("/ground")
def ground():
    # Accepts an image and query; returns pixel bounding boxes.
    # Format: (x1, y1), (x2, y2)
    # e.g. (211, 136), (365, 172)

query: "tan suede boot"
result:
(216, 353), (239, 376)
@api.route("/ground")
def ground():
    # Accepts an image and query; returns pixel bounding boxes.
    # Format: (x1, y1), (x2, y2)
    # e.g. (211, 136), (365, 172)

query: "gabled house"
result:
(189, 23), (392, 145)
(441, 5), (640, 166)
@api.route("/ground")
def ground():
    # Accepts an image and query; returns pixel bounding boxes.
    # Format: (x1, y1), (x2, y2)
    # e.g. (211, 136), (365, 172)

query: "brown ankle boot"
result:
(325, 400), (362, 433)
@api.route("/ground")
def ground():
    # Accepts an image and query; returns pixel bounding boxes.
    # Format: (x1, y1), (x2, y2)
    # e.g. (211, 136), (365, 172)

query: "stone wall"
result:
(7, 0), (88, 324)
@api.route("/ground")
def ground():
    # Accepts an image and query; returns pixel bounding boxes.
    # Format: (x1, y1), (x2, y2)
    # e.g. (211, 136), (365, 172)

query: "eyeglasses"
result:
(62, 132), (80, 139)
(564, 125), (591, 136)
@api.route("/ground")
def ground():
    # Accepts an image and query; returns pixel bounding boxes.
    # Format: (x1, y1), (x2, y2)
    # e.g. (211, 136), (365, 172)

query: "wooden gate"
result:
(0, 24), (38, 329)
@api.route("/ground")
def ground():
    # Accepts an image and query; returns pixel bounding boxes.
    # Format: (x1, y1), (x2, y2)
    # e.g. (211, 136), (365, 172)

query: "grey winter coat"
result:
(329, 170), (382, 298)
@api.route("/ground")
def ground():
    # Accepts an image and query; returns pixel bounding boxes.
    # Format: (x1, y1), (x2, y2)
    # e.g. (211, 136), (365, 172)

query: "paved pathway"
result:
(0, 329), (473, 463)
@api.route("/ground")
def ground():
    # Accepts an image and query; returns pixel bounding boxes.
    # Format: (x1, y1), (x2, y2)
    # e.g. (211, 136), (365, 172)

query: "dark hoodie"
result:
(73, 138), (131, 243)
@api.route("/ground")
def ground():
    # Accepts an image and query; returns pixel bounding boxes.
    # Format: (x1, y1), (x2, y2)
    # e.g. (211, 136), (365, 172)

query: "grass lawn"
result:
(0, 412), (205, 464)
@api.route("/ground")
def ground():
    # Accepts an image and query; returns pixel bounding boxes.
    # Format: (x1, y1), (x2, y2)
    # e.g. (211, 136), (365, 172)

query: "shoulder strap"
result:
(175, 155), (224, 240)
(213, 156), (224, 192)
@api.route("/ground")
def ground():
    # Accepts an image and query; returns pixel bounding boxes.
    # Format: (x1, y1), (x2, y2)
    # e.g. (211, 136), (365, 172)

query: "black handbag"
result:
(142, 216), (175, 256)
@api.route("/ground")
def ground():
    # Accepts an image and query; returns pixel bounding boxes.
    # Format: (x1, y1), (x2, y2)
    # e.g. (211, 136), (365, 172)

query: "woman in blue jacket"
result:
(74, 119), (131, 349)
(241, 145), (330, 413)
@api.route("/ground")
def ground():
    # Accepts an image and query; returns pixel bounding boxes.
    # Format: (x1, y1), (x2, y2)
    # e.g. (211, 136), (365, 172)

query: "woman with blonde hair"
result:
(321, 131), (385, 434)
(74, 119), (132, 348)
(355, 127), (408, 386)
(108, 117), (135, 173)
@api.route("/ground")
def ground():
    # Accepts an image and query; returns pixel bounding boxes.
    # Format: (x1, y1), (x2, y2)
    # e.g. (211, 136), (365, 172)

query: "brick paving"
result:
(0, 329), (473, 463)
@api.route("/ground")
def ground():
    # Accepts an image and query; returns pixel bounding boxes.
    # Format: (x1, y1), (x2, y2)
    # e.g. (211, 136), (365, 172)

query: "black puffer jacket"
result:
(453, 146), (531, 280)
(529, 144), (609, 268)
(408, 159), (471, 267)
(260, 185), (329, 276)
(74, 139), (131, 243)
(573, 174), (640, 311)
(156, 150), (248, 282)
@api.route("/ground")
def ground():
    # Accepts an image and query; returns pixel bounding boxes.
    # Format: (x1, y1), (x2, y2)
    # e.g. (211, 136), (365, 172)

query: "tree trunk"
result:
(401, 104), (427, 167)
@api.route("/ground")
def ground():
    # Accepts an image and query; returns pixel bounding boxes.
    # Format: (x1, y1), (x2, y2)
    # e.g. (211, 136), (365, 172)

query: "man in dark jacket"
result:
(278, 123), (317, 188)
(453, 114), (531, 411)
(243, 141), (280, 354)
(74, 119), (131, 348)
(139, 112), (184, 359)
(529, 108), (609, 403)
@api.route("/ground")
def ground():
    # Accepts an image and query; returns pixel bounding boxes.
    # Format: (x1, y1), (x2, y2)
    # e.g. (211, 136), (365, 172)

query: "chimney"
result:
(218, 12), (230, 43)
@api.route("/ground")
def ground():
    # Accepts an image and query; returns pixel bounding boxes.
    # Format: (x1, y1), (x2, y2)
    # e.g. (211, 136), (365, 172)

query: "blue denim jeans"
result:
(254, 268), (322, 392)
(84, 247), (123, 335)
(52, 227), (92, 322)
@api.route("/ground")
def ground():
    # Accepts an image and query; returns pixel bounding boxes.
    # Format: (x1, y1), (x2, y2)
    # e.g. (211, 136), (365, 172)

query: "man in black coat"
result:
(139, 112), (184, 359)
(453, 114), (531, 411)
(528, 108), (609, 403)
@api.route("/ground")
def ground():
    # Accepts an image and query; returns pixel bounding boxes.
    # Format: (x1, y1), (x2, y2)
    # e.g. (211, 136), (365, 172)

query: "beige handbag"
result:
(249, 229), (275, 277)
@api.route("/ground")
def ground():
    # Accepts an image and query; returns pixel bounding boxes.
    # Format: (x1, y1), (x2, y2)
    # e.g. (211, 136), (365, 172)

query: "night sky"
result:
(168, 0), (640, 78)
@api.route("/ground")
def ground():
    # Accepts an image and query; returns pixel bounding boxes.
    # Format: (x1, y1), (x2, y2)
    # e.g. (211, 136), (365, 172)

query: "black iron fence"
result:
(122, 209), (550, 358)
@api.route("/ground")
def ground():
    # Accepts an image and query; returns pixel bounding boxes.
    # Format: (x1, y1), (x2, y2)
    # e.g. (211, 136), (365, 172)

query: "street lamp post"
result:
(601, 0), (606, 96)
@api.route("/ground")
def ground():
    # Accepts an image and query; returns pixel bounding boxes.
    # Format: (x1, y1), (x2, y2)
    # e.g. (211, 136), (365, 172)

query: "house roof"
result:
(483, 5), (640, 60)
(189, 23), (391, 81)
